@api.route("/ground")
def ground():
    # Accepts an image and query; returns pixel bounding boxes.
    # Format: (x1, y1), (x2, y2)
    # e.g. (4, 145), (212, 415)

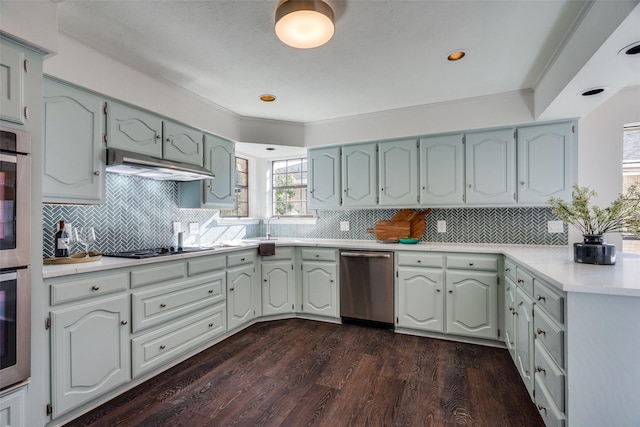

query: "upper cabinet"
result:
(43, 78), (106, 204)
(419, 134), (464, 205)
(203, 134), (235, 207)
(308, 146), (341, 209)
(0, 40), (25, 125)
(105, 101), (163, 157)
(341, 142), (377, 208)
(516, 122), (575, 204)
(465, 128), (516, 205)
(379, 139), (419, 206)
(162, 119), (204, 166)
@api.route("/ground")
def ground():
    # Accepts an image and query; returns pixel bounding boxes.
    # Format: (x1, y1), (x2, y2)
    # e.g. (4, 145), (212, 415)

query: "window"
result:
(623, 125), (640, 254)
(272, 158), (307, 216)
(220, 157), (249, 217)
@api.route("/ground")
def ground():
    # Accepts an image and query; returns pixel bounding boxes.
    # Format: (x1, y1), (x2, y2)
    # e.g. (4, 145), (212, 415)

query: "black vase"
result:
(574, 234), (616, 265)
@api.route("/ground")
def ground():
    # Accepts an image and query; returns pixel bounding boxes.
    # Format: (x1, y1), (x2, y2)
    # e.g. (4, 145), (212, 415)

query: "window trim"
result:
(271, 157), (308, 217)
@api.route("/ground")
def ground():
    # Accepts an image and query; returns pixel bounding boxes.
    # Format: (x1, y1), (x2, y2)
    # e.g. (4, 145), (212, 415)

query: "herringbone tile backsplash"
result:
(42, 174), (566, 257)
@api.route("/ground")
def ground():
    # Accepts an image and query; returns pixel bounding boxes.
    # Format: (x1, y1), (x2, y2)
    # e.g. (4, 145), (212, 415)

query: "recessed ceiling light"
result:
(260, 94), (277, 102)
(266, 147), (275, 151)
(580, 87), (606, 96)
(619, 41), (640, 56)
(447, 50), (468, 61)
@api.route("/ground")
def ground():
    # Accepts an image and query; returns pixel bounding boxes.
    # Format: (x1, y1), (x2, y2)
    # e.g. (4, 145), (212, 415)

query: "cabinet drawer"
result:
(187, 255), (226, 277)
(50, 272), (128, 305)
(227, 251), (256, 267)
(131, 261), (186, 289)
(132, 303), (226, 377)
(534, 376), (566, 427)
(262, 247), (293, 261)
(446, 254), (498, 271)
(534, 306), (565, 369)
(534, 279), (564, 324)
(301, 248), (337, 261)
(131, 271), (225, 332)
(397, 252), (443, 268)
(535, 340), (565, 412)
(515, 267), (534, 297)
(504, 258), (516, 282)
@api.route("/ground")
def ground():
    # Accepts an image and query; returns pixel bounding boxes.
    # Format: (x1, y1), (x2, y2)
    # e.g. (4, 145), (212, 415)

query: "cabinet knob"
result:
(330, 279), (334, 283)
(160, 345), (166, 350)
(316, 254), (320, 258)
(91, 285), (100, 291)
(208, 323), (214, 328)
(536, 328), (546, 336)
(121, 320), (128, 325)
(381, 188), (384, 192)
(229, 287), (235, 291)
(166, 138), (171, 142)
(344, 189), (347, 193)
(94, 171), (101, 176)
(505, 268), (510, 272)
(156, 135), (161, 140)
(160, 303), (167, 308)
(448, 290), (453, 294)
(241, 258), (245, 261)
(537, 404), (547, 415)
(536, 365), (546, 374)
(520, 181), (526, 185)
(512, 311), (518, 316)
(517, 279), (524, 283)
(208, 289), (214, 294)
(417, 259), (421, 263)
(468, 262), (474, 266)
(264, 279), (267, 282)
(436, 289), (441, 292)
(422, 186), (426, 190)
(537, 295), (546, 302)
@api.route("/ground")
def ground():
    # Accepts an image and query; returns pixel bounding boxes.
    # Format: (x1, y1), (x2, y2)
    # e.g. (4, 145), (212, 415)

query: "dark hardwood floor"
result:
(65, 319), (544, 427)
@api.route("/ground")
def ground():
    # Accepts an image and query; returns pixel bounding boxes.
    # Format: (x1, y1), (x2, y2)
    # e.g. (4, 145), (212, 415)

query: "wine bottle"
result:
(54, 220), (70, 257)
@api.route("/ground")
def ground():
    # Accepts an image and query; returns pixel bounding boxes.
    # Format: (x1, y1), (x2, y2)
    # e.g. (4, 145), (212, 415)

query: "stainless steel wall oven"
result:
(0, 126), (31, 389)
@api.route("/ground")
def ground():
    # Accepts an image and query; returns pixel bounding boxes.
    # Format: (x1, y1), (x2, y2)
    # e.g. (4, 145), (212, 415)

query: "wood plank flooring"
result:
(65, 319), (544, 427)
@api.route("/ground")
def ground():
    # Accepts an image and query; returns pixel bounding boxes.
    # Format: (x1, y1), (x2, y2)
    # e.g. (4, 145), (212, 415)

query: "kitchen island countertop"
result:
(42, 239), (640, 297)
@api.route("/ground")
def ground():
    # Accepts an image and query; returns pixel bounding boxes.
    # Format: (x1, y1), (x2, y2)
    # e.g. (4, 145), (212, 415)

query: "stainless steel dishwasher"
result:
(340, 250), (394, 328)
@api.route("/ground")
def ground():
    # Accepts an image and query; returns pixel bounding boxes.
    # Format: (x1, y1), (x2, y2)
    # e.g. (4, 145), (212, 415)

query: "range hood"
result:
(106, 148), (215, 181)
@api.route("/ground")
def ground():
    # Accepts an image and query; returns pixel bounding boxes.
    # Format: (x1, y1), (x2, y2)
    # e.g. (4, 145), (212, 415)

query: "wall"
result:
(42, 174), (566, 257)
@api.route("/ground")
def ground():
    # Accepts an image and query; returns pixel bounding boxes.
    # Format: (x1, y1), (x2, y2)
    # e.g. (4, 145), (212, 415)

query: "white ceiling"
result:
(55, 0), (601, 124)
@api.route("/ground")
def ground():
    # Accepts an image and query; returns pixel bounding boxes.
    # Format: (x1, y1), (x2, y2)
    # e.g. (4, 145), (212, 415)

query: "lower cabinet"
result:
(299, 248), (339, 318)
(515, 286), (535, 397)
(261, 260), (295, 316)
(445, 270), (499, 339)
(396, 266), (444, 332)
(0, 386), (26, 427)
(227, 264), (256, 331)
(50, 294), (130, 418)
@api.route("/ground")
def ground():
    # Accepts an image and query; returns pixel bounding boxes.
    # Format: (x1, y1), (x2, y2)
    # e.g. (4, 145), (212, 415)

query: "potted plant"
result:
(548, 184), (640, 264)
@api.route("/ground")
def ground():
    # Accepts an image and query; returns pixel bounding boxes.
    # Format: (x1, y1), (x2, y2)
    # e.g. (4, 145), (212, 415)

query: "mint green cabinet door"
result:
(515, 286), (534, 398)
(504, 276), (517, 360)
(163, 120), (204, 166)
(445, 270), (498, 339)
(342, 142), (377, 207)
(0, 40), (24, 124)
(419, 134), (464, 205)
(106, 101), (162, 157)
(379, 139), (419, 206)
(227, 264), (255, 331)
(397, 267), (444, 332)
(302, 261), (338, 318)
(51, 295), (130, 417)
(465, 129), (516, 205)
(203, 134), (235, 208)
(517, 122), (575, 204)
(262, 261), (295, 316)
(43, 78), (105, 204)
(308, 147), (341, 208)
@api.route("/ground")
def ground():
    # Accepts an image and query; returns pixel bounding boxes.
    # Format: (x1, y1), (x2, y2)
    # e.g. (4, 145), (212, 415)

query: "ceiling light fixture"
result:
(447, 50), (468, 61)
(619, 41), (640, 56)
(275, 0), (335, 49)
(260, 94), (277, 102)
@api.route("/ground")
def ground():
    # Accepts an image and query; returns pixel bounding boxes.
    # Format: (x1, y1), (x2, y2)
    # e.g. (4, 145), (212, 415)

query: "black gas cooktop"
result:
(103, 247), (212, 259)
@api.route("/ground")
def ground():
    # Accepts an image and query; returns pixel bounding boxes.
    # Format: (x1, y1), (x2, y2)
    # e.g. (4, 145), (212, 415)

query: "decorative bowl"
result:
(398, 238), (420, 244)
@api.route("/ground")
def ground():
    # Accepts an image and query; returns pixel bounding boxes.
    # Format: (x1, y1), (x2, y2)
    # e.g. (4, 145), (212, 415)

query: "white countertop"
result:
(42, 238), (640, 297)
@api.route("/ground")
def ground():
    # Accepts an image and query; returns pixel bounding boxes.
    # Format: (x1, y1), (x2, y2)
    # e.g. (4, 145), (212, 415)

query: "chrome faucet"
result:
(265, 216), (275, 240)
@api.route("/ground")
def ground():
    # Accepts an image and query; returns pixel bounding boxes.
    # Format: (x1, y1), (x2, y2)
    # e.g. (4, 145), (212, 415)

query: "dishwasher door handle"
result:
(340, 252), (391, 259)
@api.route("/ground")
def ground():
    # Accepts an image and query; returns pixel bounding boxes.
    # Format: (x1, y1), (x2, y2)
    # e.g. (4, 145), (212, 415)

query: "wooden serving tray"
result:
(43, 251), (102, 265)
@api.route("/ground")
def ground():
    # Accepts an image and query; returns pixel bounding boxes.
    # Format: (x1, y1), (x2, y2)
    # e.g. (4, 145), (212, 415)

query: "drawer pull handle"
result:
(91, 285), (100, 291)
(208, 289), (214, 294)
(537, 295), (546, 302)
(316, 254), (320, 258)
(240, 258), (245, 261)
(160, 345), (166, 350)
(537, 404), (547, 415)
(121, 320), (128, 325)
(536, 328), (546, 336)
(517, 279), (524, 283)
(536, 365), (546, 374)
(160, 303), (167, 308)
(505, 268), (511, 272)
(417, 259), (421, 263)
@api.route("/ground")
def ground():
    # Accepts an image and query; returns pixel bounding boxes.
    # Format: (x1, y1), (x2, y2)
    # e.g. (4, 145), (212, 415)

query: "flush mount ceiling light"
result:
(275, 0), (335, 49)
(619, 41), (640, 56)
(447, 49), (468, 61)
(260, 94), (277, 102)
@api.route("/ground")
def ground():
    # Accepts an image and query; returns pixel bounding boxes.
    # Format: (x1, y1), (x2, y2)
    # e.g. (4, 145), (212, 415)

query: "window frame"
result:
(271, 157), (309, 217)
